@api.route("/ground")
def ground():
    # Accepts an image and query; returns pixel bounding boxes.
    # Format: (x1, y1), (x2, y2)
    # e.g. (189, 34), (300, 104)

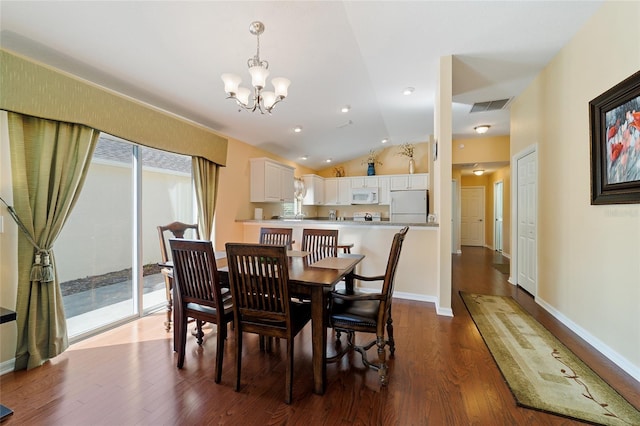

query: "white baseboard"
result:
(359, 287), (453, 317)
(1, 358), (15, 375)
(536, 296), (640, 383)
(501, 252), (511, 259)
(435, 305), (454, 317)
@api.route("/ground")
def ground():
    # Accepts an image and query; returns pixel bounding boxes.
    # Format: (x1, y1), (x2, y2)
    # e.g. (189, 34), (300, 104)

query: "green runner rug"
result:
(461, 292), (640, 425)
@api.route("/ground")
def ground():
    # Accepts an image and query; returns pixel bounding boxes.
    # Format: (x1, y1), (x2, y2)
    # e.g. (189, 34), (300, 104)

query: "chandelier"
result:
(221, 21), (290, 114)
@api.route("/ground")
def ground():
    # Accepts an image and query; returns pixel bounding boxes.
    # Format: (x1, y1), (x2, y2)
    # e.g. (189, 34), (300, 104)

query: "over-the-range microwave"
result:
(351, 187), (379, 204)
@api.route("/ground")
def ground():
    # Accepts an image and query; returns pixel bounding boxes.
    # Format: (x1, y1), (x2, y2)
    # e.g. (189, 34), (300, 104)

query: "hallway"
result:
(452, 246), (640, 417)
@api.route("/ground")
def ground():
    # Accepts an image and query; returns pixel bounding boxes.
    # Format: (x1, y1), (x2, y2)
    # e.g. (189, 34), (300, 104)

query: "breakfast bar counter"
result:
(237, 218), (438, 227)
(240, 220), (438, 301)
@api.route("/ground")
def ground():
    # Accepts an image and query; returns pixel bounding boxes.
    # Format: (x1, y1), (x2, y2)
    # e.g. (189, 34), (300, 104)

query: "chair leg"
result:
(234, 326), (242, 392)
(215, 322), (225, 384)
(176, 313), (187, 369)
(376, 336), (388, 386)
(195, 320), (205, 345)
(164, 279), (173, 332)
(386, 316), (395, 357)
(285, 337), (294, 404)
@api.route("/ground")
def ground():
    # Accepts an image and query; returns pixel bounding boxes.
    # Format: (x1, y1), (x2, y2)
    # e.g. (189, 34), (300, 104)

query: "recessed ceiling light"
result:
(326, 158), (332, 163)
(473, 169), (485, 176)
(381, 138), (389, 144)
(341, 105), (350, 113)
(403, 87), (414, 95)
(300, 155), (308, 160)
(294, 126), (303, 133)
(474, 125), (490, 134)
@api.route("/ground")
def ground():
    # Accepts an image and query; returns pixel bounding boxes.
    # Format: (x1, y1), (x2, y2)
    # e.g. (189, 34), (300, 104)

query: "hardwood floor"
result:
(1, 247), (638, 425)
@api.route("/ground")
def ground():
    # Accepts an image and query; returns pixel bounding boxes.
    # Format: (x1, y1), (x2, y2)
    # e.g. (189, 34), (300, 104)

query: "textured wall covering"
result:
(0, 49), (227, 166)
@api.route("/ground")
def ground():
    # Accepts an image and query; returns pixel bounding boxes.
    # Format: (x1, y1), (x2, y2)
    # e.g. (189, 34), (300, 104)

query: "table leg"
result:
(310, 286), (327, 395)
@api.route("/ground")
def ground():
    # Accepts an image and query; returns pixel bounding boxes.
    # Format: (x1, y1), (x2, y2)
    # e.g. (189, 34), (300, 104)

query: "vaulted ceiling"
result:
(1, 1), (603, 169)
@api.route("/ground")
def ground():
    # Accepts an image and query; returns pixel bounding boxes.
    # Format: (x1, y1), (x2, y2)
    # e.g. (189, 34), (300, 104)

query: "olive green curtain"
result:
(8, 112), (99, 370)
(192, 157), (219, 241)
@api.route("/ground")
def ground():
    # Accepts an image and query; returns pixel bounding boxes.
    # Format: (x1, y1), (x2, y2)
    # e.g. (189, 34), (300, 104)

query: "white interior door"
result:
(461, 187), (484, 246)
(517, 151), (537, 294)
(452, 180), (458, 253)
(494, 181), (503, 252)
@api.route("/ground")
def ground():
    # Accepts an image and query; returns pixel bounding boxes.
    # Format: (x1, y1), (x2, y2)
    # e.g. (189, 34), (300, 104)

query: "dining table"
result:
(161, 248), (365, 395)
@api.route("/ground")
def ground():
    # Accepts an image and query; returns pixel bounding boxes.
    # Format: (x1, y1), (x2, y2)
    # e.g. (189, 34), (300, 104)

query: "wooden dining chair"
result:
(259, 227), (293, 250)
(225, 243), (312, 404)
(169, 238), (233, 383)
(327, 226), (409, 386)
(301, 228), (338, 257)
(157, 221), (200, 332)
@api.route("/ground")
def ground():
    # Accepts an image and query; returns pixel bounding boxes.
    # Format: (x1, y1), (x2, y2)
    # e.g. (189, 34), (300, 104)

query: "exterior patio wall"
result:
(55, 160), (192, 282)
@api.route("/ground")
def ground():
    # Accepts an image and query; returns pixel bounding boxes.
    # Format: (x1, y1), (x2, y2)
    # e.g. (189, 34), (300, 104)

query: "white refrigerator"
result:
(390, 190), (428, 223)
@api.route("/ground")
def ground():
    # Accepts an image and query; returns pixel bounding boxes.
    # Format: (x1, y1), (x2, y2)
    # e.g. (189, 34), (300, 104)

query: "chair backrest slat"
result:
(259, 227), (293, 250)
(226, 243), (290, 325)
(302, 228), (338, 257)
(158, 222), (200, 263)
(380, 226), (409, 320)
(169, 239), (222, 311)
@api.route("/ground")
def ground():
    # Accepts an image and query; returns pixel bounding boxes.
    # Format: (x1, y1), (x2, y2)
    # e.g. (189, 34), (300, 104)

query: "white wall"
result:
(242, 222), (439, 300)
(510, 1), (640, 380)
(55, 161), (192, 282)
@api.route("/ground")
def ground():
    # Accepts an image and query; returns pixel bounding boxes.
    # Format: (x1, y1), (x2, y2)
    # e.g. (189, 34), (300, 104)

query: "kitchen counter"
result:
(240, 220), (439, 301)
(237, 218), (438, 227)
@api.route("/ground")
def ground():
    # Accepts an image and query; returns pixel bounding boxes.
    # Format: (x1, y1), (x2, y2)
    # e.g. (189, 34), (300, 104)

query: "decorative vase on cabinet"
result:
(367, 162), (376, 176)
(408, 158), (415, 174)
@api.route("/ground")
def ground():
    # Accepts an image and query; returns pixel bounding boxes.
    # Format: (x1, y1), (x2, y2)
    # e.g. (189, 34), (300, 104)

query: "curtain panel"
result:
(192, 157), (220, 241)
(8, 112), (99, 370)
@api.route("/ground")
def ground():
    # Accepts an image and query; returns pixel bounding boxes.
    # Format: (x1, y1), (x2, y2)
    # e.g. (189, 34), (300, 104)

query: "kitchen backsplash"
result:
(316, 205), (389, 219)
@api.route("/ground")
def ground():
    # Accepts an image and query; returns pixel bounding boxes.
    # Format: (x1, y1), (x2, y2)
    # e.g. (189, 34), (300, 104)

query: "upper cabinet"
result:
(324, 178), (352, 205)
(350, 176), (379, 188)
(377, 176), (390, 205)
(389, 173), (429, 191)
(301, 174), (324, 205)
(250, 158), (295, 203)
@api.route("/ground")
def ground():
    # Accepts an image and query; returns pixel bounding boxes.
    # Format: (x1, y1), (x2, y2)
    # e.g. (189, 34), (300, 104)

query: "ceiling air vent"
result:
(470, 98), (511, 113)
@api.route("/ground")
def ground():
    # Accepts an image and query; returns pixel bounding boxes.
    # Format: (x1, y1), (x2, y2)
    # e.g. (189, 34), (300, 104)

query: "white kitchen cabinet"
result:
(250, 158), (295, 202)
(389, 173), (429, 191)
(378, 176), (390, 205)
(350, 176), (379, 188)
(301, 174), (324, 205)
(324, 178), (352, 205)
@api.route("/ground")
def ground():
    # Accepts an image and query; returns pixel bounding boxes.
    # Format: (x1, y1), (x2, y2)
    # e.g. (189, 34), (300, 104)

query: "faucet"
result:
(329, 210), (336, 220)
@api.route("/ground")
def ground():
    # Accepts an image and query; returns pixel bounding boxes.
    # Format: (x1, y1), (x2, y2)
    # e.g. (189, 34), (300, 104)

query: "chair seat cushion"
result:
(186, 296), (233, 317)
(330, 290), (380, 328)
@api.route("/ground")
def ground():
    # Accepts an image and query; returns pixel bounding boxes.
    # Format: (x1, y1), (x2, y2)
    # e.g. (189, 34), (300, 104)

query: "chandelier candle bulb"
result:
(221, 21), (290, 114)
(272, 78), (290, 98)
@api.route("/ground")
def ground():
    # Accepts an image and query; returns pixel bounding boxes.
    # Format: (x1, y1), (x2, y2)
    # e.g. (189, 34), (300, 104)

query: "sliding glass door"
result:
(56, 134), (193, 339)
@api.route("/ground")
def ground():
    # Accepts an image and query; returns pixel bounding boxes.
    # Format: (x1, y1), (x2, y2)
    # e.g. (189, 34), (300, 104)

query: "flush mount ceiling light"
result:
(474, 125), (491, 134)
(294, 126), (302, 133)
(221, 21), (290, 114)
(341, 105), (351, 113)
(403, 87), (415, 96)
(473, 169), (485, 176)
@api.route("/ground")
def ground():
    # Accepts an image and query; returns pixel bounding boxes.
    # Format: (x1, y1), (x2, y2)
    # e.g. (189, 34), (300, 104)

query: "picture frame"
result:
(590, 70), (640, 204)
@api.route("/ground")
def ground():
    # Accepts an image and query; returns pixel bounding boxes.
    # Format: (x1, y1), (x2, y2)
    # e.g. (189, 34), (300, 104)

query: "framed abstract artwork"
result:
(590, 70), (640, 204)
